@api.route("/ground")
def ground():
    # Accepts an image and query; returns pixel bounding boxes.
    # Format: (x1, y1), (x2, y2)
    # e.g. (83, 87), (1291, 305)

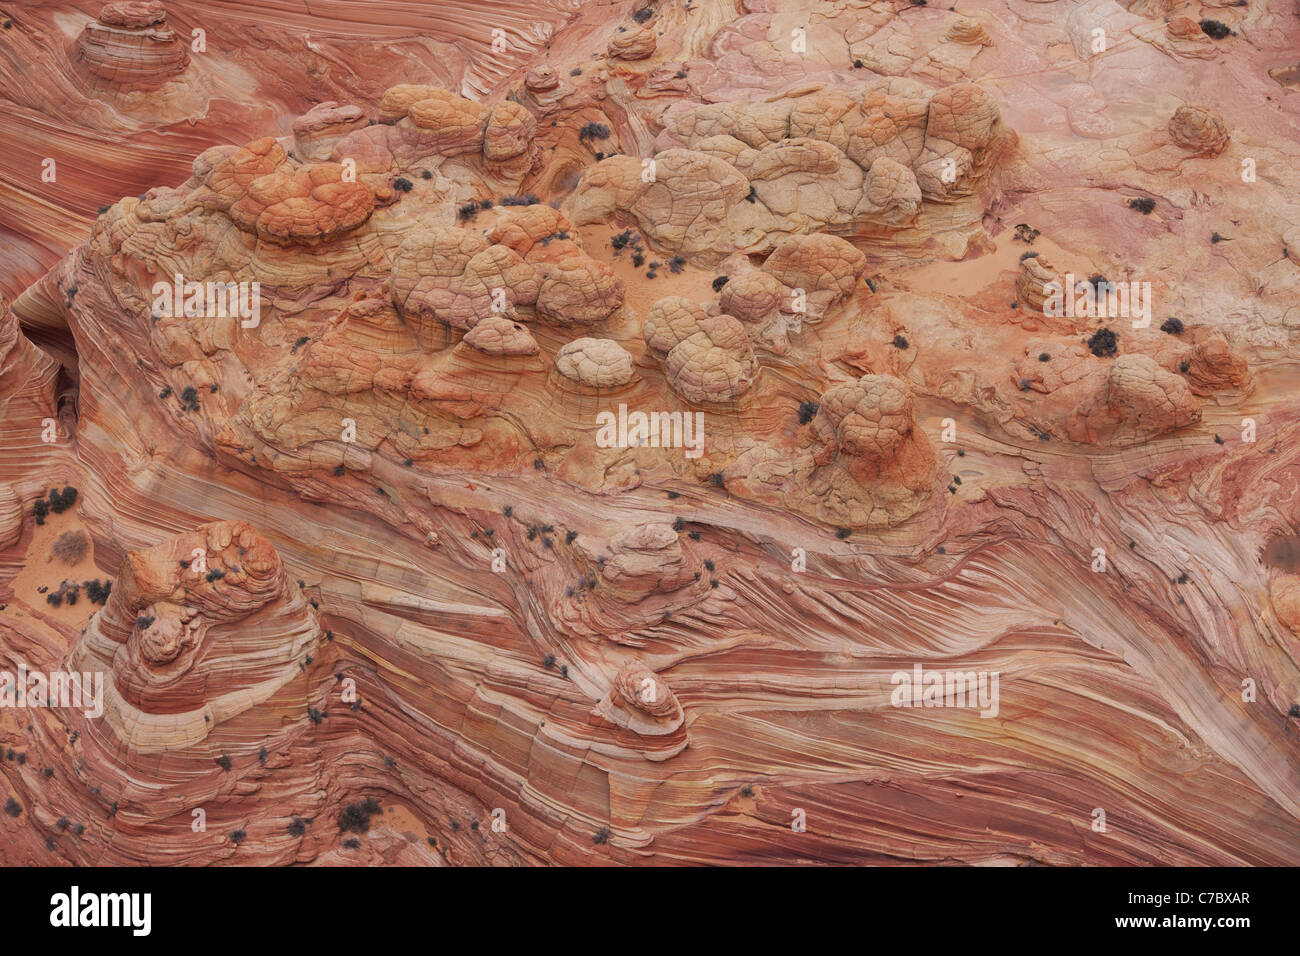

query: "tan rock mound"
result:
(555, 338), (636, 388)
(1270, 575), (1300, 633)
(75, 1), (189, 90)
(596, 661), (685, 737)
(1105, 354), (1201, 444)
(762, 233), (867, 317)
(72, 521), (320, 753)
(946, 17), (992, 46)
(525, 67), (559, 93)
(390, 225), (539, 342)
(292, 102), (370, 162)
(1017, 254), (1060, 314)
(643, 296), (709, 355)
(228, 162), (374, 245)
(718, 272), (788, 324)
(600, 523), (695, 597)
(664, 315), (758, 403)
(535, 256), (624, 326)
(203, 137), (288, 209)
(483, 101), (537, 162)
(857, 157), (923, 225)
(726, 374), (936, 528)
(609, 27), (657, 61)
(462, 315), (539, 356)
(915, 82), (1004, 199)
(1184, 333), (1250, 393)
(1169, 105), (1229, 157)
(405, 89), (490, 156)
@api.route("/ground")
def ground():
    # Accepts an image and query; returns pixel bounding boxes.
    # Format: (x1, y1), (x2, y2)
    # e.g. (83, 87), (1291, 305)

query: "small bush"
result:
(1126, 197), (1156, 214)
(797, 401), (820, 425)
(892, 334), (909, 349)
(578, 122), (611, 143)
(84, 579), (111, 605)
(1160, 317), (1184, 335)
(592, 826), (611, 844)
(1086, 328), (1118, 358)
(711, 275), (729, 292)
(216, 755), (232, 771)
(393, 177), (413, 192)
(1199, 19), (1231, 39)
(1012, 223), (1040, 244)
(338, 798), (381, 834)
(229, 829), (246, 844)
(288, 817), (306, 837)
(51, 530), (88, 565)
(48, 486), (78, 514)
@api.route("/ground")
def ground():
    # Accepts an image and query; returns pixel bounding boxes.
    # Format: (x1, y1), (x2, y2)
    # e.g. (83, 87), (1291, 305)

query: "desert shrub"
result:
(51, 530), (88, 565)
(48, 486), (78, 514)
(578, 122), (611, 143)
(338, 799), (381, 834)
(1126, 197), (1156, 214)
(1160, 317), (1184, 335)
(1086, 328), (1118, 358)
(83, 579), (111, 605)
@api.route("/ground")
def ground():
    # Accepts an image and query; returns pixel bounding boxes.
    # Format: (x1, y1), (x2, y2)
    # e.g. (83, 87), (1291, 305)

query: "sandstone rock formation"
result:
(1, 0), (1298, 873)
(1168, 105), (1230, 157)
(74, 2), (190, 91)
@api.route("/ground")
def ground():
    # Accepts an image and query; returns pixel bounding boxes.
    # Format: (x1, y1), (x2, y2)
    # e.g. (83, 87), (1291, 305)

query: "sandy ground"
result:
(8, 507), (104, 632)
(578, 221), (723, 317)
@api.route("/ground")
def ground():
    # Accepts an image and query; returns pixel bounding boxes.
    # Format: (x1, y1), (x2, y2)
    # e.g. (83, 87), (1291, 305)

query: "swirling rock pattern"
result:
(0, 0), (1298, 871)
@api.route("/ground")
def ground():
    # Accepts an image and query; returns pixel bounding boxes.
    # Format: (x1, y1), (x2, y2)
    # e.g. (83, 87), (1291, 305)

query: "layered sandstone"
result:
(0, 0), (1297, 871)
